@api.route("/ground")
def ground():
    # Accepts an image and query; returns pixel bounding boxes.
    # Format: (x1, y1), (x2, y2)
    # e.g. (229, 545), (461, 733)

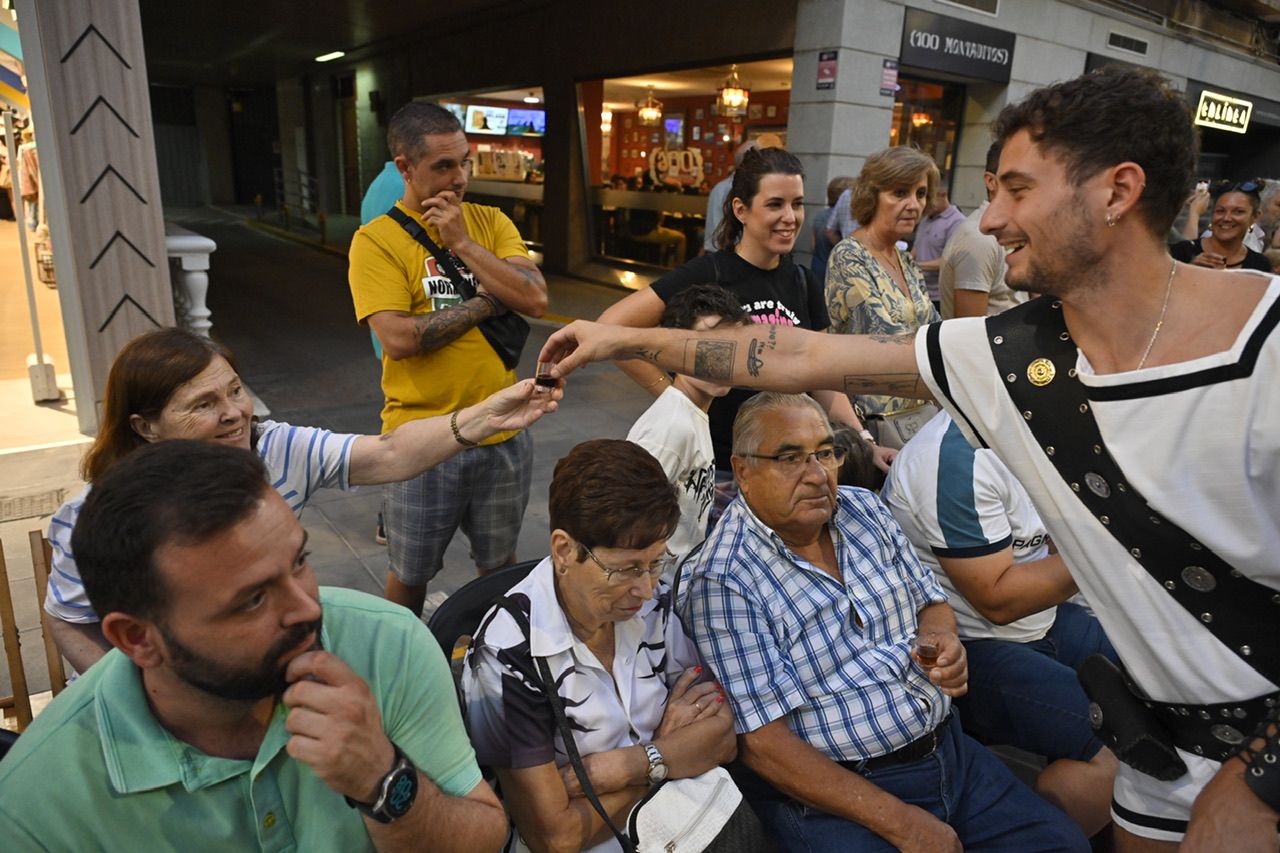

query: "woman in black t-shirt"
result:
(598, 148), (896, 484)
(1170, 182), (1272, 272)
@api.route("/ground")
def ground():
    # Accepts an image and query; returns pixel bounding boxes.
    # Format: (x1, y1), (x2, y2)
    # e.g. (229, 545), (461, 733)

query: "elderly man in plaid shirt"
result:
(676, 392), (1086, 853)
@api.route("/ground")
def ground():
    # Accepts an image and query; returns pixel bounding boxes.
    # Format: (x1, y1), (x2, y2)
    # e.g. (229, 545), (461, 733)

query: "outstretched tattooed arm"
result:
(544, 320), (934, 402)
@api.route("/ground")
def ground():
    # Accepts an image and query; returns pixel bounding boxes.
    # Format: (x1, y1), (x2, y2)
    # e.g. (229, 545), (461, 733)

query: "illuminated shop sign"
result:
(899, 8), (1015, 84)
(1194, 90), (1252, 134)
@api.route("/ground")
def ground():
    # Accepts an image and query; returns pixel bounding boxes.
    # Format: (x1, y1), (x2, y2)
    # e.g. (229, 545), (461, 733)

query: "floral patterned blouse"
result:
(825, 237), (940, 417)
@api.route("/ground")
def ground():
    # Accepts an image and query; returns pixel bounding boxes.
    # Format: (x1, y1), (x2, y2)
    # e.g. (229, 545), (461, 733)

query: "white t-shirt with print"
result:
(626, 386), (716, 559)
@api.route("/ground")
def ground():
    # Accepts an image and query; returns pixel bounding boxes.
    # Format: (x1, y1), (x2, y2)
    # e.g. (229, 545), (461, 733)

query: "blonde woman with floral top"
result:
(826, 147), (942, 447)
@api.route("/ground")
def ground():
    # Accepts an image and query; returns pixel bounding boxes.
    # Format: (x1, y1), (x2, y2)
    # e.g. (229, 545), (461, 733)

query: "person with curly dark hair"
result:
(539, 67), (1280, 852)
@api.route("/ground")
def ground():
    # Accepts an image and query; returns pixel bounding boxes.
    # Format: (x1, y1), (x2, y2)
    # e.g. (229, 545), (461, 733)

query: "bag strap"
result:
(495, 598), (638, 853)
(386, 206), (477, 300)
(986, 296), (1280, 688)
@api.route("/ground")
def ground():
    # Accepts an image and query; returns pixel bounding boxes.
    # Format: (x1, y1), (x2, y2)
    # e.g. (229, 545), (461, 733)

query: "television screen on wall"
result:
(664, 116), (684, 148)
(466, 105), (508, 135)
(506, 108), (546, 136)
(441, 102), (467, 124)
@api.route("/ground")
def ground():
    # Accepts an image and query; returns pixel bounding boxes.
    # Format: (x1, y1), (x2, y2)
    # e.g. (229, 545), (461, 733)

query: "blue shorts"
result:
(956, 602), (1118, 762)
(382, 429), (532, 585)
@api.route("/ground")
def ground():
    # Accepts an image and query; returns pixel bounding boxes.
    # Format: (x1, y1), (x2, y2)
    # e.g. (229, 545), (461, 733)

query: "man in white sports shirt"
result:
(538, 67), (1280, 852)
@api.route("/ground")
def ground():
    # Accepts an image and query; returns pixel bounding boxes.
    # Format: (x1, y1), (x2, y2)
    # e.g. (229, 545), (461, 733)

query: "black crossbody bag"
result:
(387, 206), (530, 369)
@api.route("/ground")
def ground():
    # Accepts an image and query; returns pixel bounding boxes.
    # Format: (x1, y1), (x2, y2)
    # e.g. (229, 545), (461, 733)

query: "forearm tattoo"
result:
(843, 373), (928, 398)
(631, 349), (663, 363)
(688, 340), (736, 381)
(745, 326), (779, 378)
(868, 333), (915, 346)
(746, 338), (765, 377)
(414, 297), (494, 355)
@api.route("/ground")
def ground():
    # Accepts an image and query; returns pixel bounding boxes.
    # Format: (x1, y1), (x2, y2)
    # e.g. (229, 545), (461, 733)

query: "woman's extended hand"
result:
(656, 667), (723, 737)
(482, 378), (562, 432)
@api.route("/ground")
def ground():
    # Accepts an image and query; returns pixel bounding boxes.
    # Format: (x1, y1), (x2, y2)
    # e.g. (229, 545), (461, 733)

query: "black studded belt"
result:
(1149, 693), (1280, 763)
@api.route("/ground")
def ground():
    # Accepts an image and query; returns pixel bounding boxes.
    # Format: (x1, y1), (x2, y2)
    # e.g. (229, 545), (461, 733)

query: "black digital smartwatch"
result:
(345, 743), (419, 824)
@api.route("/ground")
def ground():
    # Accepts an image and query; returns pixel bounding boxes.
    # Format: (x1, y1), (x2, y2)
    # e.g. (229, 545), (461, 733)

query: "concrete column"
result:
(952, 82), (1008, 210)
(789, 0), (903, 262)
(542, 74), (590, 276)
(194, 86), (235, 205)
(17, 0), (173, 434)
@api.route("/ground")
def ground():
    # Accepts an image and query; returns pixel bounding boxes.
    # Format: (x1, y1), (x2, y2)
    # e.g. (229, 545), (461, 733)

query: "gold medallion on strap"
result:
(1027, 358), (1056, 387)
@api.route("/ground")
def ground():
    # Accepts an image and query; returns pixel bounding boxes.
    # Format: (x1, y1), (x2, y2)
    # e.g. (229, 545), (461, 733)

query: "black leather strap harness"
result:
(984, 296), (1280, 760)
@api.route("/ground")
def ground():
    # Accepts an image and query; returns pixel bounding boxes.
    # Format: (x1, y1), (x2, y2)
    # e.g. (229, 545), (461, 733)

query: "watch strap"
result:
(643, 742), (666, 783)
(345, 743), (417, 824)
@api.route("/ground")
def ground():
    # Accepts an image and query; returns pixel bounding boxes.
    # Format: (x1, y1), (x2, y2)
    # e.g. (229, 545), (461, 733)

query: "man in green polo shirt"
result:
(0, 441), (507, 852)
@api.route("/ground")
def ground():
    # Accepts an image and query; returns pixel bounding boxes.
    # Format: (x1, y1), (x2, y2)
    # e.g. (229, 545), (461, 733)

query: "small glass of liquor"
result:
(534, 362), (557, 393)
(912, 634), (940, 669)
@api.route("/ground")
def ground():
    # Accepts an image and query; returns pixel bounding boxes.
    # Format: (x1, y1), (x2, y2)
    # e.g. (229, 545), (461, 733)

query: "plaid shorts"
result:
(382, 428), (532, 585)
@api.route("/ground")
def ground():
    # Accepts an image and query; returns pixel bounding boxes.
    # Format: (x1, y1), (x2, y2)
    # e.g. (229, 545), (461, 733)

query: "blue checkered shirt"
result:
(678, 487), (951, 762)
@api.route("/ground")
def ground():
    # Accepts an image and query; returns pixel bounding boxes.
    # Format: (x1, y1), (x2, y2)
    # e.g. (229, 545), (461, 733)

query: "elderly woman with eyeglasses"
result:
(462, 439), (739, 853)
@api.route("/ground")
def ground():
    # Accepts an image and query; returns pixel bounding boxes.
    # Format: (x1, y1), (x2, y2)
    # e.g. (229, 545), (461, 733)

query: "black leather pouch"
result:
(1077, 654), (1188, 781)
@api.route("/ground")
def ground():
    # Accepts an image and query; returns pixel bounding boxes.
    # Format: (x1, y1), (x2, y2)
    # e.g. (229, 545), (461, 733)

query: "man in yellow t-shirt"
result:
(349, 102), (547, 617)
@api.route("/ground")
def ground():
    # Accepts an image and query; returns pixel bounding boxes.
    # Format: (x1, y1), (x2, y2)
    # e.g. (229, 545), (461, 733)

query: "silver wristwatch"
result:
(642, 742), (668, 785)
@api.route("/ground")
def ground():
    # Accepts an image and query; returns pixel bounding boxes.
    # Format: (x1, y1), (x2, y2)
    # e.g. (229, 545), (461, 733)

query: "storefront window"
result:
(890, 78), (964, 189)
(580, 57), (793, 272)
(434, 89), (546, 253)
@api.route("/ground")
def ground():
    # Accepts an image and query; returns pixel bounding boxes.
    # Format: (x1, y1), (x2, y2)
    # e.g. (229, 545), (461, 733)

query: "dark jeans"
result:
(957, 601), (1118, 762)
(749, 714), (1089, 852)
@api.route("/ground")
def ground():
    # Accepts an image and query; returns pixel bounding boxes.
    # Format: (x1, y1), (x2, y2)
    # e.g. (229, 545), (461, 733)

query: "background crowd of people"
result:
(1, 67), (1277, 853)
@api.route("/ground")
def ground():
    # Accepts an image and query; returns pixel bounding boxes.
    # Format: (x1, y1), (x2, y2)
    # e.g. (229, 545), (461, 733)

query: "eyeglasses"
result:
(582, 545), (675, 585)
(743, 446), (847, 473)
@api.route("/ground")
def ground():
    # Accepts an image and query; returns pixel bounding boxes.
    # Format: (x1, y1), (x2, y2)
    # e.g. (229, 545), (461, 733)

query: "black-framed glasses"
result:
(743, 446), (847, 474)
(582, 545), (675, 585)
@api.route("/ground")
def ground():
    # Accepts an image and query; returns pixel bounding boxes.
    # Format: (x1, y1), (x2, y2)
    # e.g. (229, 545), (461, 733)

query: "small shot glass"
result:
(912, 635), (940, 669)
(534, 362), (557, 393)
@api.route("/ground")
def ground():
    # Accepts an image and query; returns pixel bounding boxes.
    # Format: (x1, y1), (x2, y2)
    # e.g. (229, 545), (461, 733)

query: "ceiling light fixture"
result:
(718, 64), (750, 118)
(314, 51), (346, 63)
(523, 92), (540, 104)
(600, 110), (613, 133)
(637, 87), (663, 126)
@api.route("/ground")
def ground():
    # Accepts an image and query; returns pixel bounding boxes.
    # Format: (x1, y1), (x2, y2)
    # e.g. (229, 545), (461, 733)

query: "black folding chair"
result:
(426, 559), (541, 664)
(0, 727), (18, 761)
